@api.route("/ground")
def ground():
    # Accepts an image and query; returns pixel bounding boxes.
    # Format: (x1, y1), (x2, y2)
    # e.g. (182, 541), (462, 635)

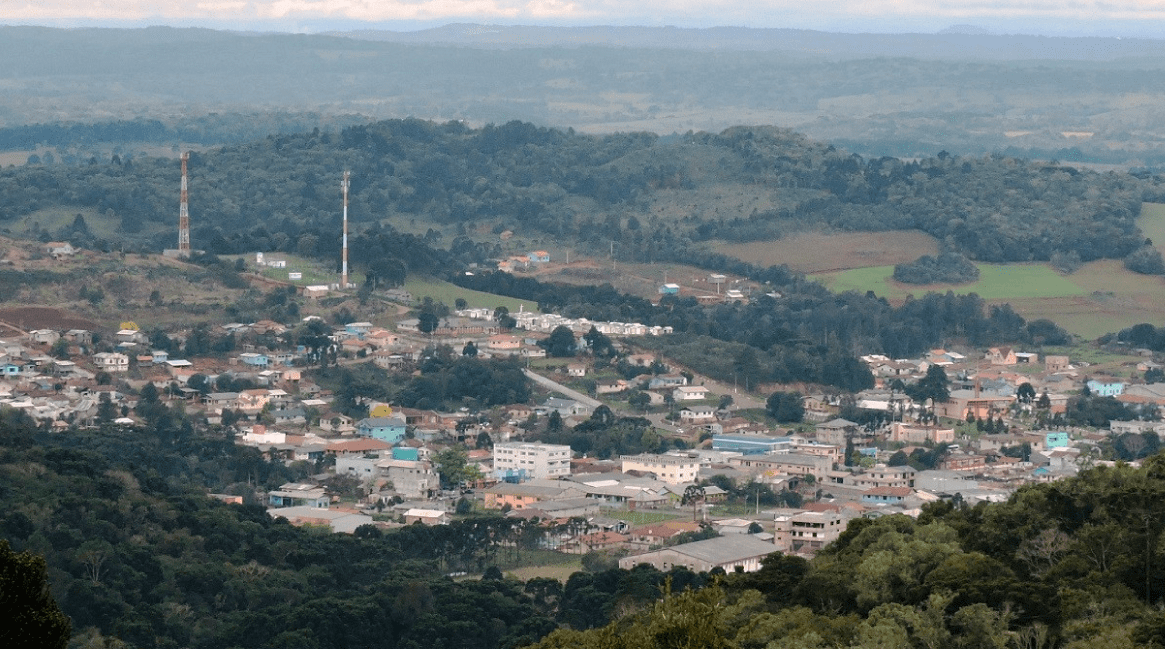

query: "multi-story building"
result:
(773, 510), (848, 554)
(621, 453), (700, 484)
(493, 442), (573, 481)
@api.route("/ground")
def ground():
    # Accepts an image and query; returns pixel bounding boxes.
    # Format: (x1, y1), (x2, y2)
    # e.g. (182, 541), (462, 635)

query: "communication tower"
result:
(177, 152), (191, 257)
(341, 171), (350, 288)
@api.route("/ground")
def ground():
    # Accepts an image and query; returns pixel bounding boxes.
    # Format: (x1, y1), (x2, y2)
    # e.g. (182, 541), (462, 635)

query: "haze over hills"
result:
(4, 24), (1165, 165)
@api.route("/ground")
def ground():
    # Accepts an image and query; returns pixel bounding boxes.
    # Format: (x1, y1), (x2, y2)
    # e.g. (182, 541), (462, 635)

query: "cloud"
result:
(5, 0), (1165, 28)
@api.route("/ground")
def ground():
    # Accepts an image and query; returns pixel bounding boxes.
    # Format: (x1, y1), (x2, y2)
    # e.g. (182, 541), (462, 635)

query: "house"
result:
(648, 374), (688, 390)
(658, 283), (680, 295)
(483, 481), (585, 510)
(672, 385), (709, 401)
(268, 483), (330, 508)
(628, 521), (703, 548)
(93, 352), (129, 373)
(238, 352), (269, 367)
(356, 415), (407, 444)
(566, 363), (587, 378)
(528, 250), (550, 263)
(403, 509), (449, 525)
(487, 334), (522, 352)
(44, 242), (76, 257)
(887, 422), (954, 445)
(542, 397), (592, 418)
(861, 486), (914, 505)
(679, 405), (717, 424)
(1087, 380), (1125, 397)
(814, 418), (861, 445)
(986, 347), (1018, 365)
(595, 378), (629, 395)
(619, 535), (778, 573)
(1045, 355), (1071, 373)
(712, 434), (790, 455)
(28, 330), (60, 346)
(235, 389), (271, 414)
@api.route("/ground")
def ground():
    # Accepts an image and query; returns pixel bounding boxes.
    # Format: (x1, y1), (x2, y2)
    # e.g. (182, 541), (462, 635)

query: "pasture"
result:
(403, 276), (532, 313)
(814, 263), (1086, 301)
(715, 230), (940, 273)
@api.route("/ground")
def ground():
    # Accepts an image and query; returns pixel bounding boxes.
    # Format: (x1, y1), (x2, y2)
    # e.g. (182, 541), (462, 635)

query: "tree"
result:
(0, 540), (71, 649)
(432, 448), (481, 488)
(540, 326), (577, 357)
(1017, 382), (1036, 404)
(462, 341), (478, 357)
(766, 391), (805, 423)
(682, 484), (706, 522)
(910, 364), (951, 404)
(628, 390), (651, 412)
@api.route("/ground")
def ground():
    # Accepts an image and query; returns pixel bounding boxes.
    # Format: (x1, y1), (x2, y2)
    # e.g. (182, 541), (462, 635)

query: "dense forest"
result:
(10, 406), (1165, 648)
(0, 119), (1155, 266)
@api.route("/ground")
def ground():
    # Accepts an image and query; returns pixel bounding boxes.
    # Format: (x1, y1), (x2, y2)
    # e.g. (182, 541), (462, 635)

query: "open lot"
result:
(715, 230), (940, 273)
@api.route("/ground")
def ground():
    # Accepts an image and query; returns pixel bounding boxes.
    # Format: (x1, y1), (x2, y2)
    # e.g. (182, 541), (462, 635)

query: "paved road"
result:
(522, 369), (603, 409)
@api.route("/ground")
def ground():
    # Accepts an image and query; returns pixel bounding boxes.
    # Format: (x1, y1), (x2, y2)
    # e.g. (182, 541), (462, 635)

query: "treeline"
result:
(0, 119), (1156, 268)
(532, 455), (1165, 648)
(0, 113), (370, 151)
(453, 271), (1070, 382)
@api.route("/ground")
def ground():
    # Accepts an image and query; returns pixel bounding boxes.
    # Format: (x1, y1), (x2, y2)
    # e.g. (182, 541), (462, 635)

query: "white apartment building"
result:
(621, 453), (700, 485)
(493, 442), (573, 480)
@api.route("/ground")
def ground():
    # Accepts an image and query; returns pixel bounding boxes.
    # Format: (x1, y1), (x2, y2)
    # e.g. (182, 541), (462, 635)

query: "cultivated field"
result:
(715, 230), (940, 273)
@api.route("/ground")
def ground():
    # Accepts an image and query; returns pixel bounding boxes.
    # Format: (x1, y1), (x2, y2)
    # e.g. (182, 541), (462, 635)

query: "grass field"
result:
(505, 558), (583, 583)
(715, 230), (940, 273)
(8, 206), (168, 241)
(403, 276), (533, 312)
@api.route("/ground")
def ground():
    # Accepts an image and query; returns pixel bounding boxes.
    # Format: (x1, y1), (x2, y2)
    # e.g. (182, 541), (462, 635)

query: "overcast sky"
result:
(4, 0), (1165, 36)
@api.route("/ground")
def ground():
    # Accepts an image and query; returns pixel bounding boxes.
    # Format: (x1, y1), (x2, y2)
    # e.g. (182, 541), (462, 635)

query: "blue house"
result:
(356, 415), (407, 444)
(658, 283), (680, 295)
(1086, 380), (1124, 397)
(239, 352), (269, 368)
(1, 362), (20, 377)
(345, 322), (374, 339)
(1045, 432), (1070, 448)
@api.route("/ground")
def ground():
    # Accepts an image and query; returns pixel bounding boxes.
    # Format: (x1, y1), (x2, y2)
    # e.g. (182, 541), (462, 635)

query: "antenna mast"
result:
(178, 152), (190, 257)
(341, 171), (350, 288)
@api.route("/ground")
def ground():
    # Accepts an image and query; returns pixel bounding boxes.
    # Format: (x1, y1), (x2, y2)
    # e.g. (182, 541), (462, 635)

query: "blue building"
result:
(1045, 432), (1070, 448)
(356, 415), (407, 444)
(711, 434), (791, 455)
(1086, 380), (1125, 397)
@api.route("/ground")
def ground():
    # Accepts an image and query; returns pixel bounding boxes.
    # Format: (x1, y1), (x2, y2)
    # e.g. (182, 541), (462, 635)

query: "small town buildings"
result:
(727, 453), (834, 481)
(887, 422), (955, 445)
(267, 506), (372, 533)
(712, 434), (790, 455)
(268, 483), (330, 508)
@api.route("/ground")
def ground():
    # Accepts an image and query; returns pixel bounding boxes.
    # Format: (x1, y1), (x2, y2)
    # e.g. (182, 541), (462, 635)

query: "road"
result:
(522, 369), (603, 409)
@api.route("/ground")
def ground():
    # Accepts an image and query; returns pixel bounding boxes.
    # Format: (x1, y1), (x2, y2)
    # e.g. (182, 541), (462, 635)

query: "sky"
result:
(3, 0), (1165, 37)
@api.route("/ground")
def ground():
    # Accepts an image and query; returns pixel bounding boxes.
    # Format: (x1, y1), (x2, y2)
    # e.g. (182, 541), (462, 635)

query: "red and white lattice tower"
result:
(341, 170), (350, 288)
(177, 152), (191, 257)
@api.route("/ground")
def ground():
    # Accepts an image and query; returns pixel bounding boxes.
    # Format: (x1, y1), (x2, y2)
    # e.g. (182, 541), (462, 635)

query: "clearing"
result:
(715, 230), (940, 273)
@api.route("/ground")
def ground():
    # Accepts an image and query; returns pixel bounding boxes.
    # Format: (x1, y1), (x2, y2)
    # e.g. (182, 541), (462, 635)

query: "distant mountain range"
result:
(326, 22), (1165, 60)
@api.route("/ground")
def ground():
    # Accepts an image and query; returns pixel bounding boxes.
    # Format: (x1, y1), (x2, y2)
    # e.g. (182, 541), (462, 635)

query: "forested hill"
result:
(0, 119), (1156, 265)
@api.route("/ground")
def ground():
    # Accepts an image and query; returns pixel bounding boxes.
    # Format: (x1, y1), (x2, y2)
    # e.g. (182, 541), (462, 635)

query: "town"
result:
(1, 246), (1158, 577)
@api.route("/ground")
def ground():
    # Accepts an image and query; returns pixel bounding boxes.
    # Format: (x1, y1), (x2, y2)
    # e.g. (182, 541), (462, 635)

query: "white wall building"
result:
(493, 442), (573, 480)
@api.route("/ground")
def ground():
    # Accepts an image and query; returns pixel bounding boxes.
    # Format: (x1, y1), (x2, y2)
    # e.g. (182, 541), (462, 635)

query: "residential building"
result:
(773, 510), (848, 554)
(93, 352), (129, 373)
(673, 385), (709, 401)
(268, 483), (329, 508)
(887, 422), (955, 445)
(727, 453), (834, 481)
(356, 415), (407, 444)
(712, 434), (791, 455)
(493, 442), (573, 481)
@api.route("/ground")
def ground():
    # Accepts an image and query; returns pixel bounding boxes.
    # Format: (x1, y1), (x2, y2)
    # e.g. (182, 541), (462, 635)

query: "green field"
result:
(814, 263), (1087, 300)
(403, 276), (533, 312)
